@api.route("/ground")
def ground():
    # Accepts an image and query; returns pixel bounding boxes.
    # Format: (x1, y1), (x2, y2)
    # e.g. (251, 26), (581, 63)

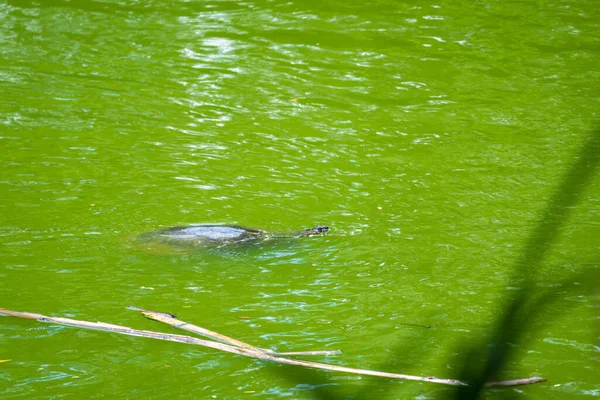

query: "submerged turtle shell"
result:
(143, 225), (266, 245)
(136, 224), (329, 250)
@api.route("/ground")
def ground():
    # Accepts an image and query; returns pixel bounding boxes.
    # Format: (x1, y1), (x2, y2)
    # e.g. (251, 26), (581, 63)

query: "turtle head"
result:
(300, 226), (329, 236)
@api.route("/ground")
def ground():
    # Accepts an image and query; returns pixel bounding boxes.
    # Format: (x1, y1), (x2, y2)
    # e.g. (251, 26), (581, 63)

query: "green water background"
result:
(1, 0), (598, 398)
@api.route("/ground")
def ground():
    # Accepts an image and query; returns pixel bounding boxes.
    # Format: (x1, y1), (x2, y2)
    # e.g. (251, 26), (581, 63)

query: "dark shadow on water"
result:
(129, 234), (337, 276)
(270, 329), (438, 400)
(449, 126), (600, 399)
(264, 126), (600, 399)
(130, 233), (302, 256)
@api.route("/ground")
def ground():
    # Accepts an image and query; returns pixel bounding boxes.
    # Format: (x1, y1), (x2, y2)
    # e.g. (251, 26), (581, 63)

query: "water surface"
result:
(1, 0), (598, 398)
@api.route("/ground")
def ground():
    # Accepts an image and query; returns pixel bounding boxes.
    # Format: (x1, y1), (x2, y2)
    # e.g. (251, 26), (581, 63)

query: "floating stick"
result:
(484, 377), (547, 387)
(0, 307), (546, 388)
(126, 306), (340, 356)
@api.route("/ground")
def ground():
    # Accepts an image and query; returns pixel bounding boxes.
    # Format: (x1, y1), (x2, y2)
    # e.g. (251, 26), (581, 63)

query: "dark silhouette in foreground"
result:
(268, 128), (600, 399)
(450, 127), (600, 399)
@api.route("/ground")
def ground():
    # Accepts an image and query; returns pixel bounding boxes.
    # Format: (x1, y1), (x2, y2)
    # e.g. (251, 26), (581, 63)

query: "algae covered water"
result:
(1, 0), (598, 398)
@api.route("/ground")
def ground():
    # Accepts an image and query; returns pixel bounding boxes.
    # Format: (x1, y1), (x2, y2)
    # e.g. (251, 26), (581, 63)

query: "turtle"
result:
(137, 224), (329, 248)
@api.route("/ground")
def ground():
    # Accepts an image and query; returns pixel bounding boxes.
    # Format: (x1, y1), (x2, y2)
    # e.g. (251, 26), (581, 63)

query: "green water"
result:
(1, 0), (598, 398)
